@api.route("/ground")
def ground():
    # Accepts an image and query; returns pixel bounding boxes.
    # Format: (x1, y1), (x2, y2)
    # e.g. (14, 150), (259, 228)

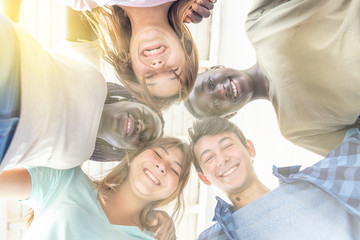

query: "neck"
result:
(228, 179), (270, 210)
(121, 3), (172, 33)
(98, 183), (150, 229)
(244, 62), (270, 101)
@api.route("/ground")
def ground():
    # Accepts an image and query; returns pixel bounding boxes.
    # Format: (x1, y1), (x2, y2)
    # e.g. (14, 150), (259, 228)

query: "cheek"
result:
(167, 175), (180, 192)
(193, 95), (210, 112)
(221, 101), (235, 112)
(201, 163), (217, 180)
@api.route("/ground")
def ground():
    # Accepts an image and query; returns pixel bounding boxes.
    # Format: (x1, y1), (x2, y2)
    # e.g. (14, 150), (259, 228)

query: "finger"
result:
(184, 16), (192, 23)
(187, 11), (203, 24)
(196, 0), (214, 10)
(150, 218), (159, 227)
(191, 3), (211, 18)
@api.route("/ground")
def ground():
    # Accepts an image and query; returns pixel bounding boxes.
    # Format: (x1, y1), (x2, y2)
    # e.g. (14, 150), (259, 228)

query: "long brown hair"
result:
(95, 137), (192, 228)
(88, 0), (199, 111)
(25, 137), (192, 229)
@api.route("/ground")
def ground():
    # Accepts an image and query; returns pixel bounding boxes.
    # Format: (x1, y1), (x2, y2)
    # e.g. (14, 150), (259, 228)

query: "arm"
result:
(0, 168), (32, 200)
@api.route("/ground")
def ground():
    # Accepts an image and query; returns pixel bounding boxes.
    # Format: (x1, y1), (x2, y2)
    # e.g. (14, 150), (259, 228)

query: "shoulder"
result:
(27, 166), (82, 182)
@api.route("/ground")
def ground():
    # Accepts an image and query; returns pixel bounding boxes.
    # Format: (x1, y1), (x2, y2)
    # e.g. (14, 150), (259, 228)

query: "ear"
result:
(210, 65), (225, 70)
(224, 112), (237, 119)
(198, 173), (211, 186)
(245, 140), (256, 158)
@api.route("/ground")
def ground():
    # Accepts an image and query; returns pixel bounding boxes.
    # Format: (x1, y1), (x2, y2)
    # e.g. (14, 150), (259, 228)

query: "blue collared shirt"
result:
(197, 128), (360, 240)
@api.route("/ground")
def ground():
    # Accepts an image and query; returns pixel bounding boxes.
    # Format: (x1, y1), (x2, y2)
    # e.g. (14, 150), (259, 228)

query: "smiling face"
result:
(130, 26), (186, 98)
(100, 101), (163, 149)
(128, 146), (184, 201)
(194, 132), (257, 195)
(188, 66), (254, 117)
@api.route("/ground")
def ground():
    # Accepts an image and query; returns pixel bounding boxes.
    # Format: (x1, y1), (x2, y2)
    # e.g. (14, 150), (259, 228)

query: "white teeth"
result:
(127, 118), (131, 133)
(145, 170), (160, 185)
(230, 80), (237, 98)
(144, 46), (165, 56)
(222, 166), (237, 177)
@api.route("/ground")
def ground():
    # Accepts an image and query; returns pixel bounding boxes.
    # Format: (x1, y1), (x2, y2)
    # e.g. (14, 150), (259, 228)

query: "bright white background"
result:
(0, 0), (322, 239)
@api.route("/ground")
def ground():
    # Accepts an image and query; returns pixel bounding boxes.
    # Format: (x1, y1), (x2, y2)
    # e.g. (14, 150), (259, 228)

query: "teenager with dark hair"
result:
(189, 117), (360, 240)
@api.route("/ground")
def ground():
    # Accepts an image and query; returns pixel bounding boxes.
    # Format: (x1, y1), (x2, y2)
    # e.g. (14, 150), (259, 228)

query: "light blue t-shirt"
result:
(23, 166), (155, 240)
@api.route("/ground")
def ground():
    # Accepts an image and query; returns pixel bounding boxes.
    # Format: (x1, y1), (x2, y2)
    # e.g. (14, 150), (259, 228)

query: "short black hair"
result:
(188, 117), (247, 173)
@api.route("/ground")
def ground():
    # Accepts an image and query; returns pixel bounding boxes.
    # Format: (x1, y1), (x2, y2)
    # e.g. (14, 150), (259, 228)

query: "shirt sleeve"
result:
(25, 167), (73, 203)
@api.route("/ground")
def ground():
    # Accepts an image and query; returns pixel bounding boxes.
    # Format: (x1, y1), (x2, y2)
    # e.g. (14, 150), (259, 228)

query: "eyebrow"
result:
(199, 137), (233, 162)
(161, 146), (183, 169)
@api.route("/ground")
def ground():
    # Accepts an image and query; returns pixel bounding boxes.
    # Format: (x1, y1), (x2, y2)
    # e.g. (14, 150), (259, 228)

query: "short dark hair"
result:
(188, 117), (247, 173)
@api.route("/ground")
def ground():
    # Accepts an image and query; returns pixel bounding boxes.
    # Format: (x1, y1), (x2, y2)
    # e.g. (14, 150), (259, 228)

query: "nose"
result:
(155, 162), (167, 175)
(213, 84), (226, 99)
(216, 156), (229, 168)
(136, 120), (145, 133)
(150, 59), (165, 69)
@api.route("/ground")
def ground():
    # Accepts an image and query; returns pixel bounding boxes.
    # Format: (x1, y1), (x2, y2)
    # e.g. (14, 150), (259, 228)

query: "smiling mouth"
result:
(144, 169), (160, 185)
(229, 79), (239, 99)
(220, 164), (239, 177)
(142, 45), (167, 57)
(124, 114), (134, 137)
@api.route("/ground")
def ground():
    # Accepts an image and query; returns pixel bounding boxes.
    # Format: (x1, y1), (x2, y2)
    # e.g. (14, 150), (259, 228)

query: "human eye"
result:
(207, 77), (215, 90)
(144, 73), (155, 80)
(169, 67), (181, 80)
(204, 155), (214, 164)
(225, 143), (234, 149)
(171, 168), (180, 176)
(154, 149), (162, 159)
(141, 108), (149, 122)
(138, 133), (145, 144)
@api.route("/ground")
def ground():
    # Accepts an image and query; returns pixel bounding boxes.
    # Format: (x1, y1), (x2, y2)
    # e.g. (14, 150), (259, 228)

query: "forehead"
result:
(194, 132), (240, 156)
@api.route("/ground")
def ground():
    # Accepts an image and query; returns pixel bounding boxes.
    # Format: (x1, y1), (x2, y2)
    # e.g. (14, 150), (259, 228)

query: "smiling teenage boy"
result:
(189, 117), (360, 240)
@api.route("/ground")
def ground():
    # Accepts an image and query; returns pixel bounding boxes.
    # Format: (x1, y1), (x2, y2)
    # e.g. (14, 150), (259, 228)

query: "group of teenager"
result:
(0, 0), (359, 239)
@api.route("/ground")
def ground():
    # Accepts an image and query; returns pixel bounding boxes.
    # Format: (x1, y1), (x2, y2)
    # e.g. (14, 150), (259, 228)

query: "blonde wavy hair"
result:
(26, 137), (192, 229)
(87, 0), (199, 111)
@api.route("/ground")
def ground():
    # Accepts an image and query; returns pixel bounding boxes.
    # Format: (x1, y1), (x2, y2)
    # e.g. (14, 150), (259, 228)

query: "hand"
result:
(185, 0), (216, 24)
(146, 210), (176, 240)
